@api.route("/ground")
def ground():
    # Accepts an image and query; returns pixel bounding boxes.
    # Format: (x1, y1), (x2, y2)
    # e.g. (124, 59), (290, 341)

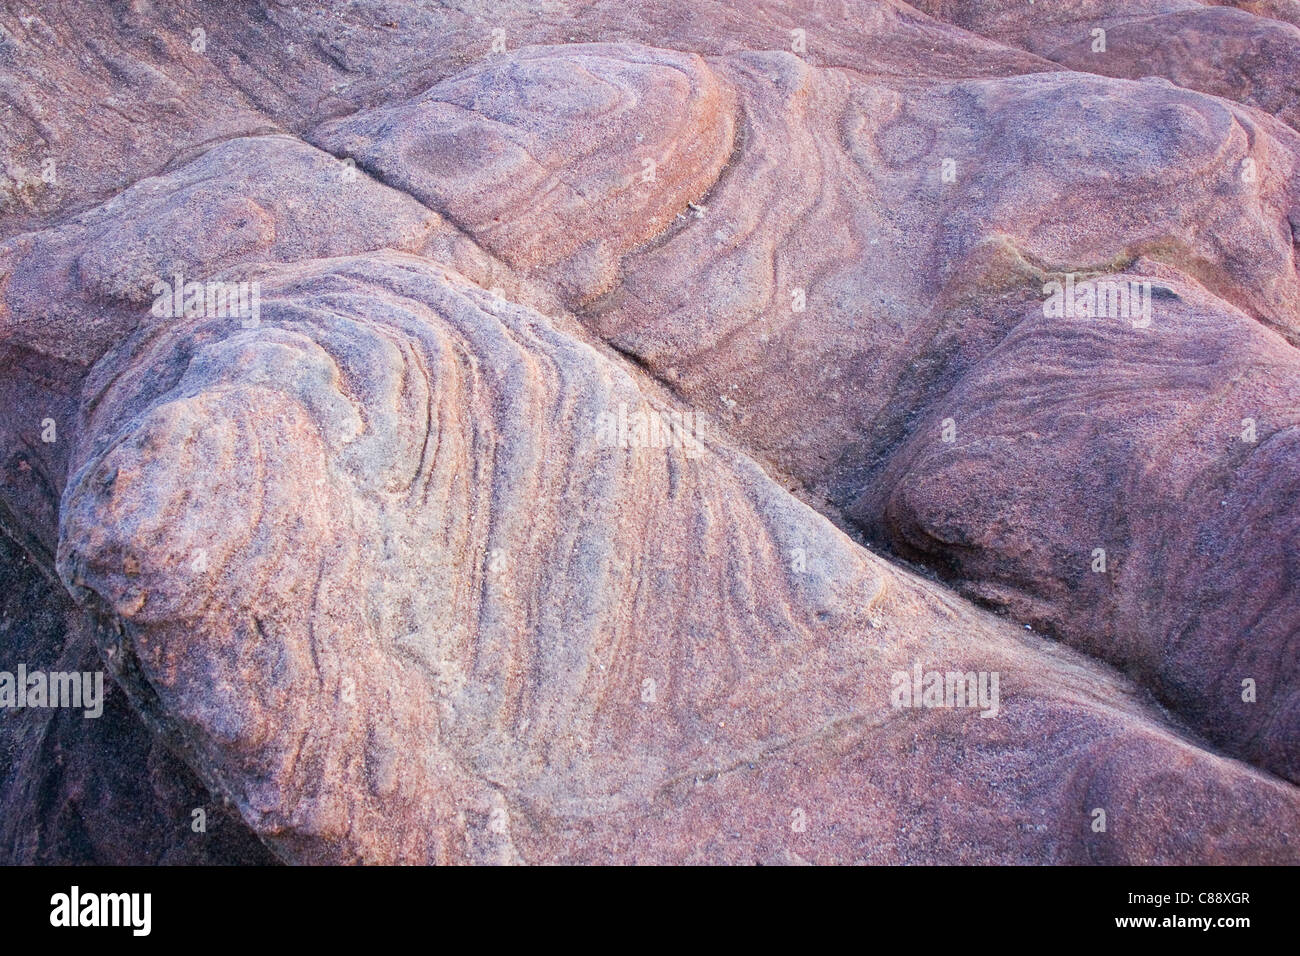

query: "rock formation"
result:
(2, 0), (1298, 864)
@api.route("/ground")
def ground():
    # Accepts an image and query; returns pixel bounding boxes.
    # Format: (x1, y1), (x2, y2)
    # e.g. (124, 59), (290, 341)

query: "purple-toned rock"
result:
(1, 0), (1298, 865)
(54, 254), (1300, 863)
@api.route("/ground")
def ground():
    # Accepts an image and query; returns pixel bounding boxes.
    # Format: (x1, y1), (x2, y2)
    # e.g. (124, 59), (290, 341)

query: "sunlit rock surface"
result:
(2, 0), (1298, 863)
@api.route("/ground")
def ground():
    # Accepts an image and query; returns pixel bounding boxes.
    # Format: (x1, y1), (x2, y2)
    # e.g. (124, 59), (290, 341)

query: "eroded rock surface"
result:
(554, 51), (1300, 782)
(54, 254), (1300, 863)
(2, 1), (1298, 864)
(911, 0), (1300, 131)
(0, 534), (275, 864)
(311, 44), (737, 306)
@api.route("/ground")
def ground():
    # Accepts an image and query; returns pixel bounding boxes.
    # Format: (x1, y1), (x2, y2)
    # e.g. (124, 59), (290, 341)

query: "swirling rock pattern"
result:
(1, 1), (1299, 864)
(564, 48), (1300, 783)
(1, 134), (478, 365)
(54, 253), (1300, 863)
(910, 0), (1300, 131)
(311, 44), (737, 306)
(848, 275), (1300, 781)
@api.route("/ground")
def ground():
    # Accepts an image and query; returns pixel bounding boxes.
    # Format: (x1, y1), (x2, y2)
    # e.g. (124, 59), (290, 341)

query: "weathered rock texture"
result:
(0, 534), (275, 864)
(51, 254), (1300, 863)
(567, 58), (1300, 782)
(911, 0), (1300, 131)
(1, 0), (1298, 863)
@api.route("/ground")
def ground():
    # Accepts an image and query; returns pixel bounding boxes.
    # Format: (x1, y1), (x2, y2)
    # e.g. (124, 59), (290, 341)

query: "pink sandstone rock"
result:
(53, 253), (1300, 863)
(1, 0), (1298, 864)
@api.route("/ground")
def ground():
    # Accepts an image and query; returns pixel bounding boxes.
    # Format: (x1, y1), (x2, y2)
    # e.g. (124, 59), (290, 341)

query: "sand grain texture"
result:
(0, 0), (1297, 863)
